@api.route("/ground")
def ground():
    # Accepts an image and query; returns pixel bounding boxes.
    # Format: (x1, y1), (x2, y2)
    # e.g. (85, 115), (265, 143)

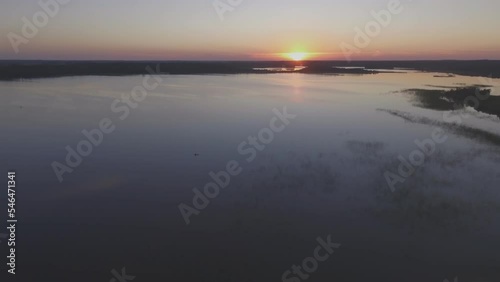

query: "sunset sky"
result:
(1, 0), (500, 60)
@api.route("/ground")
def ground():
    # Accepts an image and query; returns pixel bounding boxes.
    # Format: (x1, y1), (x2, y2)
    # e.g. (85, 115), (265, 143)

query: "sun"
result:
(286, 52), (309, 61)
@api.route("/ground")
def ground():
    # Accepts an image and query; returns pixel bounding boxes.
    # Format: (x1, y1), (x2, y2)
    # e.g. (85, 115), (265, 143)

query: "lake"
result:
(1, 71), (499, 282)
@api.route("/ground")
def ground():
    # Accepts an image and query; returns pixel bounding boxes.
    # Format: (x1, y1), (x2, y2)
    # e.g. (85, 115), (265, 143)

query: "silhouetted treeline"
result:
(0, 60), (499, 80)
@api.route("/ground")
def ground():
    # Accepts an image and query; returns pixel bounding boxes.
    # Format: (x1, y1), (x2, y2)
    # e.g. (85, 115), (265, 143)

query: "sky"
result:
(1, 0), (500, 60)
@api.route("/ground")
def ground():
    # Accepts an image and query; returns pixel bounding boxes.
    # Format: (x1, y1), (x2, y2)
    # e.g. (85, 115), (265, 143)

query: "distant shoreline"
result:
(1, 60), (499, 81)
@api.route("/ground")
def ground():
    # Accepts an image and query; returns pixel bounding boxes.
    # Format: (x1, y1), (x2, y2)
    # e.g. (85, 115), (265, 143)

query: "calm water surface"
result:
(1, 72), (499, 281)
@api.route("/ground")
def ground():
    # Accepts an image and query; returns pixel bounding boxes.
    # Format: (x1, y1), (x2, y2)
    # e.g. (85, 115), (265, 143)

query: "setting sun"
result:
(286, 52), (309, 61)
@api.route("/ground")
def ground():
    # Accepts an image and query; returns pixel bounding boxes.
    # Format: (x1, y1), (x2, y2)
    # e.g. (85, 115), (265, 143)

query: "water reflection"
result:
(1, 71), (499, 281)
(253, 66), (307, 72)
